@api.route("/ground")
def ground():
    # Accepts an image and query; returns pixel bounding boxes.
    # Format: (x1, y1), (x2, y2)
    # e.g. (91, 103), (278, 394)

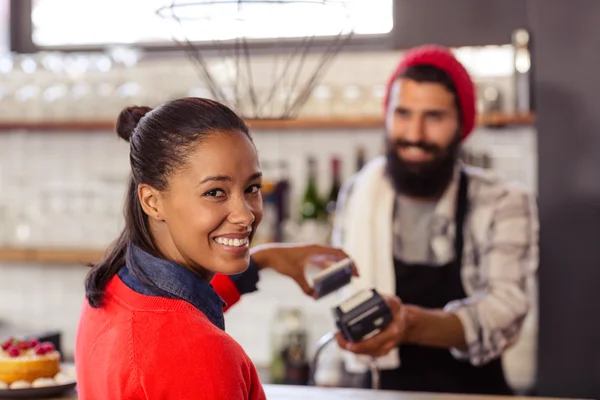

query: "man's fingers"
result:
(335, 329), (384, 354)
(311, 244), (349, 259)
(308, 245), (350, 265)
(308, 245), (360, 276)
(335, 309), (404, 356)
(294, 274), (313, 296)
(345, 336), (397, 357)
(307, 254), (339, 269)
(334, 332), (348, 349)
(375, 342), (397, 357)
(382, 295), (402, 314)
(344, 325), (398, 354)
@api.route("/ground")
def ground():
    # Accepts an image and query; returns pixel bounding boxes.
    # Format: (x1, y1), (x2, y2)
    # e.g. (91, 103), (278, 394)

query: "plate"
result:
(0, 381), (76, 398)
(0, 363), (76, 398)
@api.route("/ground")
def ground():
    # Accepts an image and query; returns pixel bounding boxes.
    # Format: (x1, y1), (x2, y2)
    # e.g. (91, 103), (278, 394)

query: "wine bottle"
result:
(252, 160), (276, 245)
(283, 330), (309, 386)
(356, 146), (366, 172)
(274, 160), (290, 242)
(325, 156), (341, 216)
(300, 156), (324, 221)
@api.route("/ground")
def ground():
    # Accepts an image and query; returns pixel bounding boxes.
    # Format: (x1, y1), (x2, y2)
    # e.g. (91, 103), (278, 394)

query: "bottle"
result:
(259, 180), (277, 244)
(482, 152), (493, 169)
(269, 308), (307, 385)
(325, 156), (342, 217)
(251, 160), (276, 245)
(283, 330), (309, 386)
(269, 309), (289, 384)
(512, 28), (532, 113)
(300, 156), (324, 221)
(273, 161), (290, 242)
(355, 146), (366, 172)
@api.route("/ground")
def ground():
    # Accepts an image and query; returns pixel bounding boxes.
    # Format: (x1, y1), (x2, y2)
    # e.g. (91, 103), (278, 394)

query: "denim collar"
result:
(118, 243), (226, 330)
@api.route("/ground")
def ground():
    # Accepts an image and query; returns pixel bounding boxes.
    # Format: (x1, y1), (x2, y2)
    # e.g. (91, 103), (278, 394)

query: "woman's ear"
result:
(138, 184), (165, 221)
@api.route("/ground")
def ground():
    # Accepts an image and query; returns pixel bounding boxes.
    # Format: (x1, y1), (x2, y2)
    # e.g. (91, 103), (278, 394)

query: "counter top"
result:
(263, 385), (588, 400)
(30, 384), (589, 400)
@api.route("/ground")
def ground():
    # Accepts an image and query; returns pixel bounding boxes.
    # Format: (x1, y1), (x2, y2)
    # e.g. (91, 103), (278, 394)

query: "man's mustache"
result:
(390, 139), (441, 154)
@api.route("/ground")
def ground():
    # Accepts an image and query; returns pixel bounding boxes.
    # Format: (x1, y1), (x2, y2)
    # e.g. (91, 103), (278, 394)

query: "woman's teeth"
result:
(214, 237), (249, 247)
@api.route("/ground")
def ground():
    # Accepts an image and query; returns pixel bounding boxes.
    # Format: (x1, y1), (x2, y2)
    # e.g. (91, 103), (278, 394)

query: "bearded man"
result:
(331, 45), (539, 395)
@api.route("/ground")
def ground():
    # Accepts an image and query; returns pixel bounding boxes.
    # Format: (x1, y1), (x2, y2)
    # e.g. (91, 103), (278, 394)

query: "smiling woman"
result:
(75, 98), (268, 400)
(86, 98), (261, 301)
(74, 97), (351, 399)
(135, 120), (264, 279)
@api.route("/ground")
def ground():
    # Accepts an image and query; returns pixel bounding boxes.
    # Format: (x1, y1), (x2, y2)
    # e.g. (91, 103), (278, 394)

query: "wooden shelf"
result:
(0, 113), (535, 132)
(0, 248), (104, 265)
(477, 112), (535, 127)
(0, 121), (114, 132)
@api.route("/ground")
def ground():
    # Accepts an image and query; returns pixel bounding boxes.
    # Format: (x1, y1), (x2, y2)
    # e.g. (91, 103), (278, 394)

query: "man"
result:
(331, 45), (539, 395)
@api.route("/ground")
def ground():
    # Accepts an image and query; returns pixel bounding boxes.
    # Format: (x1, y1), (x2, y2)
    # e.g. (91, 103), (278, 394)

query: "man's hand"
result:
(335, 295), (406, 358)
(398, 304), (467, 351)
(250, 243), (357, 296)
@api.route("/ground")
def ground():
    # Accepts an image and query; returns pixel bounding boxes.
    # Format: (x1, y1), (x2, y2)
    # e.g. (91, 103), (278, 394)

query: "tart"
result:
(0, 337), (60, 385)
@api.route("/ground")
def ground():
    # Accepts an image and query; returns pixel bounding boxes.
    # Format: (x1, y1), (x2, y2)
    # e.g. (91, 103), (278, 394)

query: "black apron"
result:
(368, 171), (513, 395)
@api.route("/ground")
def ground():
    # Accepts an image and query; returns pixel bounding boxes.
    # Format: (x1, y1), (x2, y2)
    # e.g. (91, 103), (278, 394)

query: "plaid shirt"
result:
(331, 162), (539, 366)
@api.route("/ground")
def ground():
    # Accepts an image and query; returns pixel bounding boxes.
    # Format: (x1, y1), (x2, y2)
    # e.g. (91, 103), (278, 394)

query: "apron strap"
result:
(454, 170), (469, 268)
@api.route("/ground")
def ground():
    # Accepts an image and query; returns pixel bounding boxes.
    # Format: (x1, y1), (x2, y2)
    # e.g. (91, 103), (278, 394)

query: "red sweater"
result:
(212, 273), (242, 312)
(75, 275), (264, 400)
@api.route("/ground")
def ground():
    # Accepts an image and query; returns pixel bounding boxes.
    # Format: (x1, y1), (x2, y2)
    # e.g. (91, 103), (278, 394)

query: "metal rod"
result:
(310, 331), (381, 390)
(369, 358), (381, 390)
(309, 331), (335, 386)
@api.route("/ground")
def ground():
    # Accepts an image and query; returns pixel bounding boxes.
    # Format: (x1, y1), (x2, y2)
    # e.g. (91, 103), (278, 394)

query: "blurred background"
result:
(0, 0), (597, 398)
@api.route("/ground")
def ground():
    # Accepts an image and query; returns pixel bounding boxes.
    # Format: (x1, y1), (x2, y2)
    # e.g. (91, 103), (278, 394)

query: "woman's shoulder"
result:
(123, 295), (249, 361)
(138, 313), (247, 358)
(131, 315), (262, 398)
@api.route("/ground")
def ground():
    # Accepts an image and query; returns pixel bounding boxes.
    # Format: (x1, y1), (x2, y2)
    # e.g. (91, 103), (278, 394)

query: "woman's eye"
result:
(204, 189), (226, 197)
(246, 184), (262, 194)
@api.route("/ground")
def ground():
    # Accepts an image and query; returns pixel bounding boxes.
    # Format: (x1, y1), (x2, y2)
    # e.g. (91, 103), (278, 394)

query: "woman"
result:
(75, 98), (348, 399)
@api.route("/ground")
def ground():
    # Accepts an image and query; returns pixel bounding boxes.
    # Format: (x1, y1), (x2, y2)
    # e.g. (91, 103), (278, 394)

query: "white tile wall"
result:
(0, 126), (537, 248)
(0, 45), (517, 122)
(0, 125), (537, 390)
(0, 262), (88, 359)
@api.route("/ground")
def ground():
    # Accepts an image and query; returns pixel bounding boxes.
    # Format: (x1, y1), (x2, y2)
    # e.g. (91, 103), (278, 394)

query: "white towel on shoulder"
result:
(336, 156), (400, 373)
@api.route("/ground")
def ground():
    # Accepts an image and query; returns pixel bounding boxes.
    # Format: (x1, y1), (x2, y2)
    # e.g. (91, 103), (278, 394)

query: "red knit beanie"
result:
(383, 45), (477, 140)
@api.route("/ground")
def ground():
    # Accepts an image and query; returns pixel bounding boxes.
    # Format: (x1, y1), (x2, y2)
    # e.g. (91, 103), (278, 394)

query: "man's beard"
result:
(385, 135), (460, 198)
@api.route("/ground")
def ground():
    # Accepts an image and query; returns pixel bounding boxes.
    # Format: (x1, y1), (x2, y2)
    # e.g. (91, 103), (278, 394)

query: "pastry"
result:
(0, 337), (60, 385)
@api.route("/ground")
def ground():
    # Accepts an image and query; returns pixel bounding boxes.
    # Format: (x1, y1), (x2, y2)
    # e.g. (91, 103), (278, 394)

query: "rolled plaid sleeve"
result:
(444, 188), (539, 366)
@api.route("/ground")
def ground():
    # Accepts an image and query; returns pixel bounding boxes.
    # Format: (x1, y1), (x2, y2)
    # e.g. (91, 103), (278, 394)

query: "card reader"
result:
(333, 288), (393, 343)
(312, 258), (354, 299)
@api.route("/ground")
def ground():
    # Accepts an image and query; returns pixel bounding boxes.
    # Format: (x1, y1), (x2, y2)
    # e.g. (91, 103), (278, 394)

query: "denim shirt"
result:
(118, 244), (260, 331)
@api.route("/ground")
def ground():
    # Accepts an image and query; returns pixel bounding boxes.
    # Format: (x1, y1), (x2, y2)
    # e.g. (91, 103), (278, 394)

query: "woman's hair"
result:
(85, 98), (251, 307)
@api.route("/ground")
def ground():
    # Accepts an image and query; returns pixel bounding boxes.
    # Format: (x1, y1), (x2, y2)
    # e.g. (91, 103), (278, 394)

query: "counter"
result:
(263, 385), (589, 399)
(33, 384), (589, 400)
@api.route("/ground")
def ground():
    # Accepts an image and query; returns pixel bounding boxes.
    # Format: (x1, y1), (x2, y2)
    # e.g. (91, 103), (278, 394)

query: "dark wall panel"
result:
(392, 0), (528, 48)
(530, 0), (600, 398)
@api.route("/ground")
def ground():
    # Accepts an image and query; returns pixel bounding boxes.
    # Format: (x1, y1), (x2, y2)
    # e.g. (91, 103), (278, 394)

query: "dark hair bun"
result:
(115, 106), (153, 142)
